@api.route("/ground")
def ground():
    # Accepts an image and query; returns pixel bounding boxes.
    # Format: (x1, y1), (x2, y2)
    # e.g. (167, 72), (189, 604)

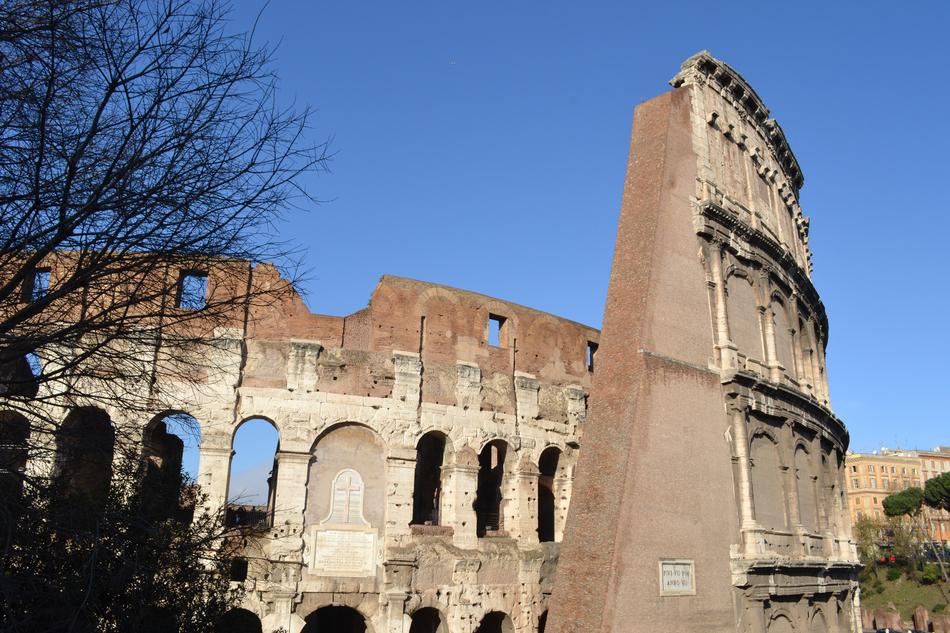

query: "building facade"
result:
(845, 447), (950, 545)
(548, 52), (861, 633)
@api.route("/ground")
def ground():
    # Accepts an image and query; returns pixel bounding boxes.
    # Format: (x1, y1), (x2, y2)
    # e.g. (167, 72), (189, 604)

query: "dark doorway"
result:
(474, 611), (513, 633)
(302, 606), (367, 633)
(412, 432), (446, 525)
(538, 610), (548, 633)
(215, 608), (262, 633)
(474, 440), (507, 536)
(55, 407), (115, 508)
(537, 447), (561, 542)
(409, 607), (444, 633)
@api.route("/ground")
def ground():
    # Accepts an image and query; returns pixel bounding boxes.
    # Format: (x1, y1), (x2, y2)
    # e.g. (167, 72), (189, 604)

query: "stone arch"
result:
(412, 430), (448, 526)
(726, 270), (763, 364)
(474, 439), (511, 536)
(750, 429), (786, 530)
(537, 446), (561, 543)
(474, 611), (514, 633)
(770, 294), (796, 379)
(226, 416), (279, 527)
(809, 607), (828, 633)
(0, 411), (29, 499)
(55, 407), (115, 508)
(215, 607), (263, 633)
(794, 443), (818, 532)
(305, 422), (386, 532)
(302, 605), (368, 633)
(142, 412), (198, 519)
(768, 612), (796, 633)
(409, 606), (447, 633)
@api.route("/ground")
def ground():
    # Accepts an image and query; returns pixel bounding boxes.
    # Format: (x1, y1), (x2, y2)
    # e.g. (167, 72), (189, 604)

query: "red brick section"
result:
(547, 86), (738, 632)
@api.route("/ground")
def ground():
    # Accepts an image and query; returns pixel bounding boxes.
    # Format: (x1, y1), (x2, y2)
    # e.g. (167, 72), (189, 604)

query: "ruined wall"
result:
(11, 273), (596, 633)
(548, 52), (859, 633)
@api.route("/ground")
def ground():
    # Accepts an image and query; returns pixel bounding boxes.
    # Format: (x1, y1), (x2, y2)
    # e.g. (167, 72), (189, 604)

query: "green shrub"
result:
(933, 603), (946, 614)
(920, 563), (940, 585)
(886, 567), (902, 581)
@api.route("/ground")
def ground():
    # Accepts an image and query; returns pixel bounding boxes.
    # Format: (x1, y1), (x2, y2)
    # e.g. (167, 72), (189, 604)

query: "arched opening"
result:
(55, 407), (115, 508)
(750, 432), (786, 530)
(142, 413), (202, 520)
(302, 606), (367, 633)
(475, 440), (508, 536)
(771, 298), (796, 379)
(0, 349), (40, 398)
(810, 610), (828, 633)
(768, 614), (794, 633)
(226, 417), (279, 527)
(474, 611), (514, 633)
(409, 607), (446, 633)
(537, 447), (561, 542)
(0, 411), (29, 499)
(726, 274), (763, 364)
(538, 610), (548, 633)
(795, 445), (818, 532)
(215, 608), (262, 633)
(412, 431), (446, 526)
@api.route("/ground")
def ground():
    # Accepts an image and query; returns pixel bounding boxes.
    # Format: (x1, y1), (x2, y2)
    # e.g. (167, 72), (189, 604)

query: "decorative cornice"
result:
(672, 51), (805, 195)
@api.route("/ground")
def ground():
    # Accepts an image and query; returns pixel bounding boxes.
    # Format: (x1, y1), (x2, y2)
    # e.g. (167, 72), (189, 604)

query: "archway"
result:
(142, 412), (201, 519)
(475, 440), (508, 536)
(474, 611), (514, 633)
(750, 431), (786, 530)
(538, 610), (548, 633)
(302, 606), (367, 633)
(226, 417), (279, 527)
(537, 447), (561, 542)
(412, 432), (447, 526)
(55, 407), (115, 507)
(810, 610), (828, 633)
(0, 411), (29, 499)
(768, 613), (794, 633)
(795, 445), (818, 531)
(215, 608), (262, 633)
(409, 607), (446, 633)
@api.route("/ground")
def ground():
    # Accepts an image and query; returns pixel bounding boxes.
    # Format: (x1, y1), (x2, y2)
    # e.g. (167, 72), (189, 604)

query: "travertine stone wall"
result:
(549, 51), (859, 633)
(20, 275), (596, 633)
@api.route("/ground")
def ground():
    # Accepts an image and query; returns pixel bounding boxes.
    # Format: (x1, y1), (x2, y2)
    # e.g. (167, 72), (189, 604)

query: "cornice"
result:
(672, 51), (805, 195)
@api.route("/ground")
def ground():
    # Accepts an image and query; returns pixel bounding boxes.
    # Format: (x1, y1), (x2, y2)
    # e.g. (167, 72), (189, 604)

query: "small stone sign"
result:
(310, 468), (377, 577)
(658, 559), (695, 596)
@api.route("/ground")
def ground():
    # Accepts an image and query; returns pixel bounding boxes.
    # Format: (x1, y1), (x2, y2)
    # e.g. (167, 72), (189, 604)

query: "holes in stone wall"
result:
(475, 440), (507, 536)
(488, 314), (508, 348)
(412, 432), (446, 526)
(176, 270), (208, 309)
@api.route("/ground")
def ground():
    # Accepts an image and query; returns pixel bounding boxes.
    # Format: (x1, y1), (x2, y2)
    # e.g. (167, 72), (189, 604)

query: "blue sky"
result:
(195, 1), (949, 492)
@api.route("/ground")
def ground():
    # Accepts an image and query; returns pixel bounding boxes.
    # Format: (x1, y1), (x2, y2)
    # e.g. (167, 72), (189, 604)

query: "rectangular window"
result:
(867, 464), (875, 473)
(883, 479), (889, 489)
(869, 477), (877, 489)
(176, 271), (208, 310)
(851, 465), (857, 473)
(488, 314), (507, 348)
(23, 268), (51, 303)
(851, 478), (860, 488)
(873, 497), (878, 505)
(587, 341), (598, 372)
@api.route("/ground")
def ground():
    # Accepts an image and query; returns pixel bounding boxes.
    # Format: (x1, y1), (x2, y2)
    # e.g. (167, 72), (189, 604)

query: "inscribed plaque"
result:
(658, 559), (696, 596)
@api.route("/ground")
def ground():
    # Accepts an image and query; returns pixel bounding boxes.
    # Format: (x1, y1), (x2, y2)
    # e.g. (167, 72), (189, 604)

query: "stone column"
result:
(730, 406), (759, 557)
(511, 458), (540, 547)
(708, 243), (738, 369)
(553, 473), (572, 543)
(196, 443), (232, 516)
(761, 304), (783, 383)
(272, 450), (311, 533)
(442, 447), (479, 548)
(386, 447), (417, 545)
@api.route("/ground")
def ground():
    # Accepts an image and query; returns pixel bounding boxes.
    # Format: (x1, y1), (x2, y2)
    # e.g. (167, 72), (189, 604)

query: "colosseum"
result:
(3, 52), (860, 633)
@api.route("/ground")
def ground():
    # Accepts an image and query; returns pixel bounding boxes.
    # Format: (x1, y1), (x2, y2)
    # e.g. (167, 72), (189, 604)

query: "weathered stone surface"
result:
(548, 51), (859, 633)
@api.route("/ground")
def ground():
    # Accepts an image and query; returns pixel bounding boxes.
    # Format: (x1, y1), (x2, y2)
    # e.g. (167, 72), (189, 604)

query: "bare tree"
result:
(0, 0), (326, 629)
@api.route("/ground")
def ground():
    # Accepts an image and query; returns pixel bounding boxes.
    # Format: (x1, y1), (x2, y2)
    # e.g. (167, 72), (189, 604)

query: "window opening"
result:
(587, 341), (598, 372)
(488, 314), (507, 347)
(23, 268), (50, 303)
(177, 271), (208, 309)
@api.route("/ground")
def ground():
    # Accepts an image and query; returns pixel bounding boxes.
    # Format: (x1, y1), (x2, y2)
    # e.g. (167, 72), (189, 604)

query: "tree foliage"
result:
(0, 0), (323, 629)
(924, 472), (950, 513)
(882, 486), (924, 518)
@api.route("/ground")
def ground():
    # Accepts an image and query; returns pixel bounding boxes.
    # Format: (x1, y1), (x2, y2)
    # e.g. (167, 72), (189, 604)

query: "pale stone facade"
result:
(15, 275), (595, 633)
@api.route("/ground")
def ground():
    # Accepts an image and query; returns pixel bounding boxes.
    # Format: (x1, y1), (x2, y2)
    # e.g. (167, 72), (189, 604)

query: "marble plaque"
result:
(311, 527), (376, 577)
(658, 559), (695, 596)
